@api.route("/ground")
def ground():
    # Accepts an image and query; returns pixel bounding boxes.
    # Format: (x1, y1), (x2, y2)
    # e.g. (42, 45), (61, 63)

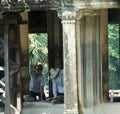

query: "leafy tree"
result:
(29, 33), (48, 66)
(108, 24), (120, 89)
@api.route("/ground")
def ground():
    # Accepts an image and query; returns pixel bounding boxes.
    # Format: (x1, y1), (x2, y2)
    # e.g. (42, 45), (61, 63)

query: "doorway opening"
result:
(28, 33), (49, 99)
(22, 11), (64, 114)
(28, 11), (49, 100)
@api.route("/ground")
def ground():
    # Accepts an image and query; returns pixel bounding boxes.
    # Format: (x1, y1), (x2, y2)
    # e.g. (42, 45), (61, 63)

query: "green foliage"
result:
(108, 24), (120, 89)
(29, 33), (48, 66)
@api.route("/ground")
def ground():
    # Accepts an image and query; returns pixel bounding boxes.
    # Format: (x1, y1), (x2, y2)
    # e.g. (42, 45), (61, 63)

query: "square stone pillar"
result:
(75, 10), (102, 114)
(58, 10), (79, 114)
(19, 12), (29, 96)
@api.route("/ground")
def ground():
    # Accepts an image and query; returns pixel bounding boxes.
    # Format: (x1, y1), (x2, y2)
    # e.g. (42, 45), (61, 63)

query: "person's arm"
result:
(29, 64), (36, 78)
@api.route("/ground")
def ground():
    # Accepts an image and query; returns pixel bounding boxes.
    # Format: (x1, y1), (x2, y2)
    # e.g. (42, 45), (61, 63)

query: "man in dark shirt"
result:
(29, 64), (45, 101)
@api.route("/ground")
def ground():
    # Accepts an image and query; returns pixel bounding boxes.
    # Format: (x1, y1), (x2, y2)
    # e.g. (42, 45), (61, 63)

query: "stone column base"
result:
(64, 110), (79, 114)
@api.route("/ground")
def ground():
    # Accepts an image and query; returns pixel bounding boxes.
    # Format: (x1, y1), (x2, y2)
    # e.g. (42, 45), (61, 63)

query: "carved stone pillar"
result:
(58, 10), (79, 114)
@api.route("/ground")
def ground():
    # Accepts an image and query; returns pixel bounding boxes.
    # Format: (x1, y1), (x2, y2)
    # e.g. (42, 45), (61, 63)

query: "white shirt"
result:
(52, 69), (64, 98)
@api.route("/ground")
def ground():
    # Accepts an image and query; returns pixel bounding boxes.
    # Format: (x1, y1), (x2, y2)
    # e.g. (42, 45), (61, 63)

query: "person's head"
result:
(35, 64), (43, 75)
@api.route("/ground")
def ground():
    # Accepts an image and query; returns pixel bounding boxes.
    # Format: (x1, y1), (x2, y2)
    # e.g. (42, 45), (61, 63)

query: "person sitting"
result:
(50, 68), (64, 104)
(29, 64), (46, 101)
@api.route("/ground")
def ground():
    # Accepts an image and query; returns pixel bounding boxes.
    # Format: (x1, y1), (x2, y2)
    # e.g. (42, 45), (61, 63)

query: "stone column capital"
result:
(57, 9), (99, 23)
(58, 10), (76, 24)
(76, 10), (100, 21)
(82, 10), (100, 16)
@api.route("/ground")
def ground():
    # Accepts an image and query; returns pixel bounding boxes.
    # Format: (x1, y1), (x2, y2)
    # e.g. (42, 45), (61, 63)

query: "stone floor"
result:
(22, 102), (120, 114)
(1, 102), (120, 114)
(83, 102), (120, 114)
(102, 102), (120, 114)
(22, 101), (64, 114)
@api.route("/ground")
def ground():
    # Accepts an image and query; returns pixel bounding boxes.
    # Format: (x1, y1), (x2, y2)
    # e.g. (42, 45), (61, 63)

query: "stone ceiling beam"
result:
(0, 0), (119, 13)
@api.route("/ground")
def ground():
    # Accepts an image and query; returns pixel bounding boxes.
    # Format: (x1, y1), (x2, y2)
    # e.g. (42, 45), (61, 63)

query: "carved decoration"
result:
(58, 10), (76, 24)
(0, 0), (119, 12)
(0, 0), (58, 12)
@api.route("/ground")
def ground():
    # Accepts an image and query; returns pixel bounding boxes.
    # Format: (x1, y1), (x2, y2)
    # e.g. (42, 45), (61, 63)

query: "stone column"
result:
(100, 10), (109, 102)
(75, 10), (101, 114)
(58, 10), (79, 114)
(80, 10), (101, 108)
(19, 12), (29, 97)
(75, 11), (84, 108)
